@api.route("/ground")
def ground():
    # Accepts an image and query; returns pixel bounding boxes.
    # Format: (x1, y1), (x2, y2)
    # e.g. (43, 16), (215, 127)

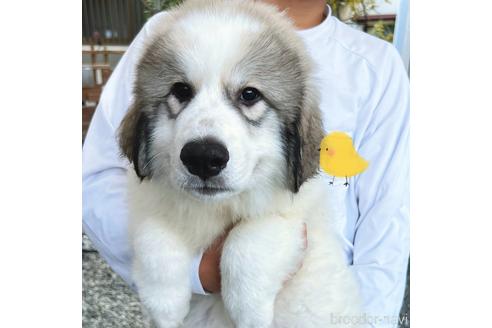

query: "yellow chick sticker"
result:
(319, 132), (369, 186)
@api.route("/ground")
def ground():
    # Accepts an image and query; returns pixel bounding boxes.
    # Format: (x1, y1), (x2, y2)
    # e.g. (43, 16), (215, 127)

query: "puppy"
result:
(118, 0), (362, 327)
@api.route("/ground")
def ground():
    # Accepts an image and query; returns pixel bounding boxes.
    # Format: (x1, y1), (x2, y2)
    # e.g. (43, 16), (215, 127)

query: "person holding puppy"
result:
(83, 0), (409, 326)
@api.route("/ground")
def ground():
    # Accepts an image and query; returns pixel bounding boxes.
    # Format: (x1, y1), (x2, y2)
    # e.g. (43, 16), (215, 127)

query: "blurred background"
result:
(82, 1), (409, 327)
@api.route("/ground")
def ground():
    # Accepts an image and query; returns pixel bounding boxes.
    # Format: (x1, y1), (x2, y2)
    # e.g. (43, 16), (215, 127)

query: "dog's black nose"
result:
(180, 139), (229, 180)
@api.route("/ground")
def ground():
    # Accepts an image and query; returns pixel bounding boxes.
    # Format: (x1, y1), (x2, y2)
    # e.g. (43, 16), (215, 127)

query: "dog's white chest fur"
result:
(128, 173), (361, 328)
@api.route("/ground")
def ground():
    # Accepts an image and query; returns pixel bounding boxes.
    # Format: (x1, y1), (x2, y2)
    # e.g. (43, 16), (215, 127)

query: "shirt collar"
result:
(296, 5), (335, 41)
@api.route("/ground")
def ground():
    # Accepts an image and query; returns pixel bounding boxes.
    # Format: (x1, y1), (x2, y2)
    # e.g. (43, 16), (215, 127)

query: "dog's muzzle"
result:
(180, 138), (229, 181)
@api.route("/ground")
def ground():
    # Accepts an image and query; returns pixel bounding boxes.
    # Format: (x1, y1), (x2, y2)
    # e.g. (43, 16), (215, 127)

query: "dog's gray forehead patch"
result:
(231, 29), (306, 121)
(135, 34), (189, 117)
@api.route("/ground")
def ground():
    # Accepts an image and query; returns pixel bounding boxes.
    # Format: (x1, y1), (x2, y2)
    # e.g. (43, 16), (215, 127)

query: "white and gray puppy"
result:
(119, 0), (362, 327)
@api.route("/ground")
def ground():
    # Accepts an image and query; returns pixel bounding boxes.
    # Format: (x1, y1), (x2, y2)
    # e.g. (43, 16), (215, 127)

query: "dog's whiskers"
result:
(143, 152), (165, 171)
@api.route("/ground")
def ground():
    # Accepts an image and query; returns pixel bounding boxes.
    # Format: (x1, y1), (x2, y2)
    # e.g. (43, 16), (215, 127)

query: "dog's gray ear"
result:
(286, 87), (324, 193)
(118, 102), (152, 180)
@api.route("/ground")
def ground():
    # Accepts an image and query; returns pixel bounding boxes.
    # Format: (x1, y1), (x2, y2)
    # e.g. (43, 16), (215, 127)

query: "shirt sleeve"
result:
(350, 44), (410, 327)
(82, 13), (208, 295)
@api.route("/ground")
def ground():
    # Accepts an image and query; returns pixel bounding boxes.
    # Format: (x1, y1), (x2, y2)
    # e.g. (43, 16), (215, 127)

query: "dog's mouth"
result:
(192, 186), (230, 195)
(183, 184), (232, 197)
(179, 173), (237, 199)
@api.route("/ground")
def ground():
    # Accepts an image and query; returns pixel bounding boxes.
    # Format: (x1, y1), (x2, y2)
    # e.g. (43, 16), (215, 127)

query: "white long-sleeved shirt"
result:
(83, 6), (409, 327)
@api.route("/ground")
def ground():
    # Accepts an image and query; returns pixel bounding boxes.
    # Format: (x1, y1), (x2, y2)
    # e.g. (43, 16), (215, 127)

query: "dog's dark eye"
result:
(239, 87), (262, 106)
(170, 82), (193, 103)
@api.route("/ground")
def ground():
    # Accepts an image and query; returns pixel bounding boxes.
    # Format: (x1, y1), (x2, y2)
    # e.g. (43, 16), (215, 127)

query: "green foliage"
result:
(326, 0), (378, 19)
(369, 20), (394, 42)
(327, 0), (394, 42)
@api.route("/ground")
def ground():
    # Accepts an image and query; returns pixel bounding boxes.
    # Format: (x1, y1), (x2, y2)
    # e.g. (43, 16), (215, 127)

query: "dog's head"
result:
(119, 0), (323, 200)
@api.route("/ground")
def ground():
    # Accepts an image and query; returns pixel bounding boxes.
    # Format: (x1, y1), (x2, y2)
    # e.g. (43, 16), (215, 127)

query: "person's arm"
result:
(82, 12), (209, 294)
(350, 44), (410, 326)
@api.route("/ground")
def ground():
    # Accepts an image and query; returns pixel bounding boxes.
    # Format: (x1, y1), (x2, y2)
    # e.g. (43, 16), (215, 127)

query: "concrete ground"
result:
(82, 234), (146, 327)
(82, 234), (410, 327)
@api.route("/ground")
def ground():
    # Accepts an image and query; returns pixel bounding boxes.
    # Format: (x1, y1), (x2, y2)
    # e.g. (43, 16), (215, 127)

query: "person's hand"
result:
(282, 222), (307, 286)
(199, 222), (308, 294)
(199, 226), (231, 293)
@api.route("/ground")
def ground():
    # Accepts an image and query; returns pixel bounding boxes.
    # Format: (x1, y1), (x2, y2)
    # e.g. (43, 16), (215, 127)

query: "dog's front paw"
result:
(134, 259), (192, 328)
(143, 296), (190, 328)
(151, 316), (185, 328)
(222, 295), (274, 328)
(221, 217), (305, 328)
(132, 219), (194, 328)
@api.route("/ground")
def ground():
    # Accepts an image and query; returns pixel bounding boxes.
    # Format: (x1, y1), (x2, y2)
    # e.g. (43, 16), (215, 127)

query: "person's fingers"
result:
(204, 222), (306, 292)
(200, 224), (235, 293)
(302, 222), (308, 251)
(298, 222), (307, 271)
(282, 222), (308, 287)
(200, 244), (222, 293)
